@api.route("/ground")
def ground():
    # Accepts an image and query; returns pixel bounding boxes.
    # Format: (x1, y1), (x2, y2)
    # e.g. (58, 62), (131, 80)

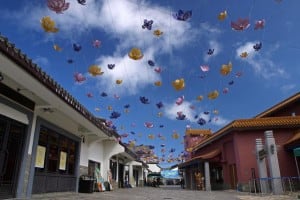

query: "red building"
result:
(179, 92), (300, 192)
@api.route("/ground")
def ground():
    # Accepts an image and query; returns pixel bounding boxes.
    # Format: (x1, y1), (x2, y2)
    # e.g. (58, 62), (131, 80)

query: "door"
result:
(229, 164), (237, 189)
(0, 115), (26, 199)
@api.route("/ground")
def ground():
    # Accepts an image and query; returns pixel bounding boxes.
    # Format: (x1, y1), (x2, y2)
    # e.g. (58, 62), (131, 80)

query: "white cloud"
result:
(33, 56), (49, 67)
(280, 84), (296, 93)
(236, 42), (287, 79)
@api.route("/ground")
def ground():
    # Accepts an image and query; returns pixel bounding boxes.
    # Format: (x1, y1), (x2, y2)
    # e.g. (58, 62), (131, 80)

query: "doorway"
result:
(0, 115), (26, 199)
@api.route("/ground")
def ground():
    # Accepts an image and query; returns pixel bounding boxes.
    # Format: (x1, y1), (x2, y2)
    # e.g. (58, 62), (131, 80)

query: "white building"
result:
(0, 35), (147, 199)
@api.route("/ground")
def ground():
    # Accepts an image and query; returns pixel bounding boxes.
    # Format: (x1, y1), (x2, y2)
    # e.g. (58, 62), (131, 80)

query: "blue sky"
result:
(1, 0), (300, 168)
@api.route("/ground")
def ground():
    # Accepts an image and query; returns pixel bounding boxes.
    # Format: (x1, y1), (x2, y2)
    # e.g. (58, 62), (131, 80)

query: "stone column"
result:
(116, 156), (119, 184)
(256, 138), (269, 193)
(265, 130), (283, 195)
(129, 164), (135, 187)
(204, 161), (211, 191)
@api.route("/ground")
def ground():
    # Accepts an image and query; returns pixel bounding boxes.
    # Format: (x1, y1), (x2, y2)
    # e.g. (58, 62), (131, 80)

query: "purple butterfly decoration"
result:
(108, 64), (115, 70)
(176, 112), (186, 120)
(148, 60), (155, 66)
(173, 10), (192, 21)
(253, 42), (262, 51)
(142, 19), (153, 30)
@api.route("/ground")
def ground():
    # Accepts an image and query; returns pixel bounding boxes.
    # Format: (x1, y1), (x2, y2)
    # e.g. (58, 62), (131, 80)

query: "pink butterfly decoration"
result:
(144, 122), (154, 128)
(254, 19), (265, 30)
(176, 96), (184, 105)
(93, 40), (101, 48)
(200, 65), (210, 72)
(47, 0), (70, 14)
(231, 18), (250, 31)
(74, 72), (86, 83)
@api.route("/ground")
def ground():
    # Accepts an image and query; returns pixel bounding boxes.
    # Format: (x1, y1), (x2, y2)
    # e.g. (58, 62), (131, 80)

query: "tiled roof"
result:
(255, 92), (300, 118)
(185, 129), (212, 136)
(0, 35), (126, 139)
(193, 116), (300, 151)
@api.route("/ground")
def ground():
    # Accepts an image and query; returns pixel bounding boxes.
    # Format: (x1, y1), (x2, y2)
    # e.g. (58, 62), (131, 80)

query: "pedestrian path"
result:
(29, 186), (299, 200)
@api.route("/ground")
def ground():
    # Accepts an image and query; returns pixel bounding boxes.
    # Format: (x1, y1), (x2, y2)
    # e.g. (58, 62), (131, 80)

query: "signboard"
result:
(59, 151), (67, 170)
(35, 145), (46, 168)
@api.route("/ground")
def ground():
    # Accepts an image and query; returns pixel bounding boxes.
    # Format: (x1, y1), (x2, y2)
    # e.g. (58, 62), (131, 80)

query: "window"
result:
(35, 126), (78, 175)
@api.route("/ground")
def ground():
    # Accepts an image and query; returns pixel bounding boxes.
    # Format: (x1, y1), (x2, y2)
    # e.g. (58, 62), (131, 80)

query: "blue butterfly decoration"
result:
(110, 111), (121, 119)
(142, 19), (153, 30)
(73, 43), (82, 52)
(124, 104), (130, 109)
(253, 42), (262, 51)
(108, 64), (115, 70)
(140, 96), (150, 104)
(148, 60), (155, 67)
(67, 59), (74, 64)
(159, 125), (164, 128)
(207, 49), (214, 55)
(176, 112), (186, 120)
(101, 92), (108, 97)
(156, 101), (164, 109)
(197, 118), (206, 125)
(77, 0), (86, 5)
(228, 80), (234, 85)
(203, 111), (210, 115)
(173, 10), (192, 21)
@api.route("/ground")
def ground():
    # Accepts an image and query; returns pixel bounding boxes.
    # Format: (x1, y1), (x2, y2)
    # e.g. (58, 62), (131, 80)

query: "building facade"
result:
(0, 35), (147, 199)
(179, 92), (300, 192)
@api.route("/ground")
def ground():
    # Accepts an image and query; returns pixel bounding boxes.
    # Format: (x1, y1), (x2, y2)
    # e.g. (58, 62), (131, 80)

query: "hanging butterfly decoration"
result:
(73, 43), (82, 52)
(200, 65), (210, 72)
(156, 101), (164, 109)
(92, 40), (101, 48)
(144, 122), (154, 128)
(253, 42), (262, 51)
(154, 81), (162, 86)
(197, 118), (206, 125)
(108, 64), (115, 70)
(254, 19), (265, 30)
(110, 111), (121, 119)
(40, 16), (59, 33)
(176, 112), (186, 120)
(172, 78), (185, 91)
(207, 49), (214, 55)
(128, 47), (143, 60)
(220, 62), (232, 76)
(231, 18), (250, 31)
(86, 93), (93, 98)
(47, 0), (70, 14)
(148, 60), (155, 66)
(53, 44), (62, 51)
(101, 92), (108, 97)
(67, 59), (74, 64)
(140, 96), (150, 104)
(218, 10), (227, 21)
(154, 67), (162, 73)
(142, 19), (154, 30)
(173, 10), (192, 21)
(116, 79), (123, 85)
(240, 52), (248, 58)
(175, 96), (184, 105)
(153, 29), (163, 37)
(88, 65), (104, 76)
(77, 0), (86, 5)
(208, 90), (219, 100)
(74, 72), (86, 83)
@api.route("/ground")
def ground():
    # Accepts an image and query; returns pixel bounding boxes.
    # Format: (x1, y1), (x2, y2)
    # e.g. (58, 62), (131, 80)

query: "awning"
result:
(178, 149), (221, 168)
(284, 131), (300, 145)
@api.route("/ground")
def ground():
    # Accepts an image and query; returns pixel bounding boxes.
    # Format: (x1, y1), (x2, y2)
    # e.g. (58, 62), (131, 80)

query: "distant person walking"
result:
(180, 177), (185, 189)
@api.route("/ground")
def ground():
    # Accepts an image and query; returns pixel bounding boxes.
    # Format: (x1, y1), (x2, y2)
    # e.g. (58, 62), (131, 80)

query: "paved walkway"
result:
(29, 186), (299, 200)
